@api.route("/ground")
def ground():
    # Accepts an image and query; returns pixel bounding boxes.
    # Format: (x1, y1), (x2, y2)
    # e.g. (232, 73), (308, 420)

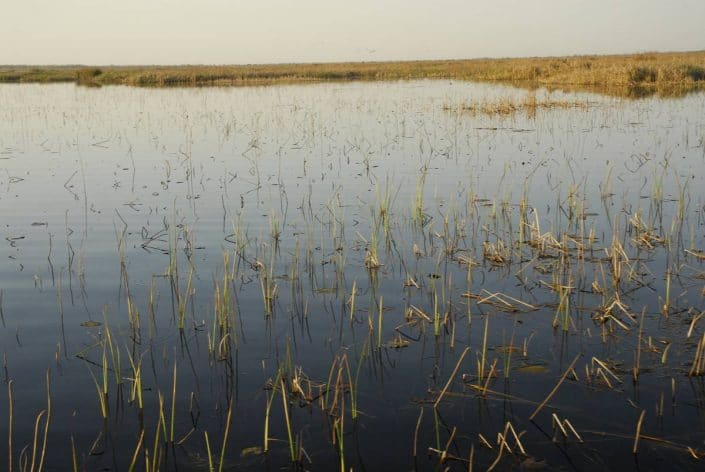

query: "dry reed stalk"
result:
(634, 308), (646, 381)
(633, 410), (646, 454)
(529, 353), (581, 420)
(503, 422), (526, 455)
(563, 419), (583, 442)
(689, 333), (705, 376)
(408, 305), (432, 322)
(552, 413), (569, 438)
(475, 290), (537, 311)
(687, 311), (704, 338)
(440, 426), (457, 462)
(478, 433), (493, 449)
(70, 436), (78, 472)
(482, 359), (498, 396)
(128, 429), (145, 472)
(413, 407), (424, 457)
(38, 369), (51, 472)
(434, 347), (470, 408)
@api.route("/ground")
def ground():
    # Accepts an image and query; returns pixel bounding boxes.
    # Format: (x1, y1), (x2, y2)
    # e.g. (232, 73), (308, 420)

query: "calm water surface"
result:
(0, 81), (704, 470)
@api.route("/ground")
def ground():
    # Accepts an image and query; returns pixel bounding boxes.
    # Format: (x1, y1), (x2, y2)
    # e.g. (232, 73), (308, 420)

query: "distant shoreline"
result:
(2, 50), (704, 97)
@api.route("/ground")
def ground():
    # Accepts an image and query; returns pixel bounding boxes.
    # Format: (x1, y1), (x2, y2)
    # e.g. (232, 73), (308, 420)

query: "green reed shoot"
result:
(662, 268), (671, 317)
(128, 429), (145, 472)
(70, 436), (78, 472)
(270, 213), (281, 243)
(126, 295), (141, 339)
(634, 308), (646, 382)
(147, 278), (156, 339)
(126, 348), (143, 410)
(377, 296), (383, 348)
(554, 282), (571, 331)
(342, 355), (358, 420)
(503, 331), (515, 379)
(103, 318), (122, 387)
(101, 343), (109, 411)
(90, 362), (109, 420)
(413, 169), (428, 226)
(364, 219), (381, 270)
(280, 378), (297, 462)
(204, 431), (214, 472)
(218, 398), (233, 472)
(177, 268), (194, 329)
(478, 316), (489, 383)
(348, 280), (357, 322)
(264, 369), (283, 453)
(259, 247), (277, 316)
(335, 400), (345, 472)
(170, 361), (177, 443)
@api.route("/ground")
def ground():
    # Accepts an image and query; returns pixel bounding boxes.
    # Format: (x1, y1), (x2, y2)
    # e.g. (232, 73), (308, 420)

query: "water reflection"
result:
(0, 81), (704, 470)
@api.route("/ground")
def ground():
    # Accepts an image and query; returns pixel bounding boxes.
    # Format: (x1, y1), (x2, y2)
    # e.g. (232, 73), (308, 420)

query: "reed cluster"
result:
(2, 50), (704, 96)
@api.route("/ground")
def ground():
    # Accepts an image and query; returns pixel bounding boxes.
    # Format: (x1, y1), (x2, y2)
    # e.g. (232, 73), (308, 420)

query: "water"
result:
(0, 81), (704, 471)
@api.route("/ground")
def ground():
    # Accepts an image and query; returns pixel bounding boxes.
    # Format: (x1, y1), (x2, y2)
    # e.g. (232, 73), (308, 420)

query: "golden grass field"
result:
(1, 50), (704, 96)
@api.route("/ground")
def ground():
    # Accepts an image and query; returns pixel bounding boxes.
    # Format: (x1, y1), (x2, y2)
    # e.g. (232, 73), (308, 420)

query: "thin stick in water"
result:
(633, 410), (646, 454)
(434, 347), (470, 408)
(529, 353), (580, 420)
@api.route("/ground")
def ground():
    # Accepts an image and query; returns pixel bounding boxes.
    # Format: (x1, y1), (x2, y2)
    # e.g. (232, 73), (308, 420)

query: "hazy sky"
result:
(3, 0), (704, 65)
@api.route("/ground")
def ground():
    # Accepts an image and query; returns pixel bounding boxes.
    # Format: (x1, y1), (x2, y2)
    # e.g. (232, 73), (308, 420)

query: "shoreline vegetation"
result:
(443, 94), (596, 117)
(1, 50), (705, 97)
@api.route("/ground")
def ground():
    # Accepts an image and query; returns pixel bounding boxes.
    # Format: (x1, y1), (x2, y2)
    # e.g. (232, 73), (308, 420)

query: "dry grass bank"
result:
(1, 50), (704, 96)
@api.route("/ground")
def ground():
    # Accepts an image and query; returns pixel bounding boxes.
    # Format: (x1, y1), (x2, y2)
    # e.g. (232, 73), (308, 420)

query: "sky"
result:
(2, 0), (704, 65)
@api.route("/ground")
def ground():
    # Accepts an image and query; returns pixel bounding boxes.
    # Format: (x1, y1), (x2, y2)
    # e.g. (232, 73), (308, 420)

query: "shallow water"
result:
(0, 81), (704, 471)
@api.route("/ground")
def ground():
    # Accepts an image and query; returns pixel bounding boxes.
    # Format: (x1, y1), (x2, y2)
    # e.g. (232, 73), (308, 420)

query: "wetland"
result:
(1, 77), (705, 471)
